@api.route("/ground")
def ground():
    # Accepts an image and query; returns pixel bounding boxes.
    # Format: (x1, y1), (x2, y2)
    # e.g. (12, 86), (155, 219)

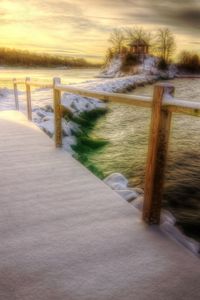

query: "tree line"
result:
(0, 48), (100, 68)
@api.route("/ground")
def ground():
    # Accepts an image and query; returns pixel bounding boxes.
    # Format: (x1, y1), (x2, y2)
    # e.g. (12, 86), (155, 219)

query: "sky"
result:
(0, 0), (200, 62)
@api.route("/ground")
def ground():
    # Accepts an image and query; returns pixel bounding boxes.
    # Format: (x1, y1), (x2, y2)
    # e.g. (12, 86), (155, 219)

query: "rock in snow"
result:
(131, 196), (144, 210)
(62, 136), (77, 154)
(104, 173), (140, 202)
(62, 120), (81, 136)
(115, 189), (138, 202)
(39, 118), (54, 137)
(104, 173), (129, 190)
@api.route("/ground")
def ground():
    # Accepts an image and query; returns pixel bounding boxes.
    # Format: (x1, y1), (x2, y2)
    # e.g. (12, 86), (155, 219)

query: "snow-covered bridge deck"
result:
(0, 110), (199, 300)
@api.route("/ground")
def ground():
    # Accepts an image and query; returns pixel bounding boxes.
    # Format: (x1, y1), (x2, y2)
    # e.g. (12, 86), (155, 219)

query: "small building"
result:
(120, 46), (128, 58)
(129, 39), (149, 56)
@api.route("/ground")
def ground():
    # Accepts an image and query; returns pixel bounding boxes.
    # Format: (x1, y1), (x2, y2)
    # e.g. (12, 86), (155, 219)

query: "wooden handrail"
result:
(14, 79), (53, 88)
(163, 98), (200, 116)
(5, 76), (200, 225)
(55, 84), (152, 108)
(52, 79), (200, 224)
(25, 81), (53, 88)
(55, 83), (200, 116)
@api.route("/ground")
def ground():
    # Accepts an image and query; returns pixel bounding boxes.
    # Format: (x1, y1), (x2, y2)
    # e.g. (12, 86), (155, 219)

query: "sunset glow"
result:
(0, 0), (200, 62)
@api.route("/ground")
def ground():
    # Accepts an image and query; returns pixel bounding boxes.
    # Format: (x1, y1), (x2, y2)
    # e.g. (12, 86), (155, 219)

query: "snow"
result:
(38, 118), (54, 137)
(62, 136), (77, 154)
(104, 173), (139, 203)
(98, 55), (177, 79)
(115, 189), (138, 202)
(62, 93), (106, 114)
(160, 219), (200, 254)
(62, 120), (81, 136)
(139, 56), (159, 75)
(99, 57), (122, 77)
(104, 171), (200, 254)
(103, 173), (129, 190)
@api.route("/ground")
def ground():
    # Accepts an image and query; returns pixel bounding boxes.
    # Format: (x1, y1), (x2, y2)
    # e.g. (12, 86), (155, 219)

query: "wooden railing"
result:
(10, 77), (200, 224)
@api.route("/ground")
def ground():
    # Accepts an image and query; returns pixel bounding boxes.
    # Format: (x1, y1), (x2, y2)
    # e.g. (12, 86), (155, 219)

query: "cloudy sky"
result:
(0, 0), (199, 61)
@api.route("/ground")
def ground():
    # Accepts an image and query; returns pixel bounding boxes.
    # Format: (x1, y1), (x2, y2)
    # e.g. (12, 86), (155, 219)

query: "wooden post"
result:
(53, 77), (62, 147)
(25, 77), (32, 121)
(13, 78), (19, 110)
(143, 83), (175, 224)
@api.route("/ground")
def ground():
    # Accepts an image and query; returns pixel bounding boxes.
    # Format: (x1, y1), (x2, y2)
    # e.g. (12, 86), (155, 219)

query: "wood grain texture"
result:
(53, 77), (62, 147)
(13, 78), (19, 110)
(143, 84), (174, 224)
(25, 77), (32, 121)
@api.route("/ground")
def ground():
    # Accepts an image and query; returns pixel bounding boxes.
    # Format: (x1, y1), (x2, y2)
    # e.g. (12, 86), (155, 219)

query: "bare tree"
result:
(108, 28), (125, 55)
(103, 48), (115, 66)
(126, 26), (152, 46)
(178, 51), (200, 72)
(155, 28), (176, 62)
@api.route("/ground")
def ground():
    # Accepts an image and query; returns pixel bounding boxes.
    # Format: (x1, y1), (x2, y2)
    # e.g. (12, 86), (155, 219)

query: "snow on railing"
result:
(6, 77), (200, 225)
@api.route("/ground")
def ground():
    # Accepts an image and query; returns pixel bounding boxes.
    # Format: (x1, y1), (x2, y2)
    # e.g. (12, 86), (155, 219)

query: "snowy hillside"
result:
(99, 55), (177, 79)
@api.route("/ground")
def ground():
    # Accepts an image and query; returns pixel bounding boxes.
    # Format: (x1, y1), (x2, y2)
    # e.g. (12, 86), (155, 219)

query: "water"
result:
(85, 78), (200, 241)
(0, 67), (99, 88)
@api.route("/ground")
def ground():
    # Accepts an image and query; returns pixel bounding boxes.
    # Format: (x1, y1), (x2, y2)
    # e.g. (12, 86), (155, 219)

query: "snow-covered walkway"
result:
(0, 110), (199, 300)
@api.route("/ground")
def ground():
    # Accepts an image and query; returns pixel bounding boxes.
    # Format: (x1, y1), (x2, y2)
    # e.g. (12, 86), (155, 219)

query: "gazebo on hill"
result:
(129, 39), (149, 56)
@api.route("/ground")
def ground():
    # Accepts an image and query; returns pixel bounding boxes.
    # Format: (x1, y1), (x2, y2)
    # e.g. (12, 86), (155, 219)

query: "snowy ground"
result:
(99, 55), (177, 79)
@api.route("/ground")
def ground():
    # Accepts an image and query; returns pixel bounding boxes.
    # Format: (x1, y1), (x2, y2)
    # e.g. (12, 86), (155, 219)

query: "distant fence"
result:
(6, 77), (200, 224)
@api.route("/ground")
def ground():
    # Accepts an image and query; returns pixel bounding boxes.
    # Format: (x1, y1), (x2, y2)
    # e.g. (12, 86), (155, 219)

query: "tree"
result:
(178, 51), (200, 73)
(103, 48), (115, 66)
(126, 26), (152, 46)
(108, 28), (125, 55)
(155, 28), (176, 62)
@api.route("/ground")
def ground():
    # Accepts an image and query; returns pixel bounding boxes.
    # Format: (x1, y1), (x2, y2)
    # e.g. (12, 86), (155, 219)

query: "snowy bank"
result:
(99, 55), (177, 79)
(32, 73), (158, 152)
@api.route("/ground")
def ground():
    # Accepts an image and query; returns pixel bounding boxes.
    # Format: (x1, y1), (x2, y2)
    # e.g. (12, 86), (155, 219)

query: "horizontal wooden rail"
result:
(163, 98), (200, 117)
(55, 84), (152, 108)
(14, 79), (53, 88)
(3, 76), (200, 225)
(55, 83), (200, 116)
(25, 81), (53, 89)
(10, 78), (53, 119)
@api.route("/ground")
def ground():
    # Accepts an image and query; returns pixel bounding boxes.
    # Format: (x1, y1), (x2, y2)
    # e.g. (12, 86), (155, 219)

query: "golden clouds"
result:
(0, 0), (199, 62)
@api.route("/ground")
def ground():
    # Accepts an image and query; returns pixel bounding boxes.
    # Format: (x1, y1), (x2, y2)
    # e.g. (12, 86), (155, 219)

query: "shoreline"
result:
(176, 74), (200, 79)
